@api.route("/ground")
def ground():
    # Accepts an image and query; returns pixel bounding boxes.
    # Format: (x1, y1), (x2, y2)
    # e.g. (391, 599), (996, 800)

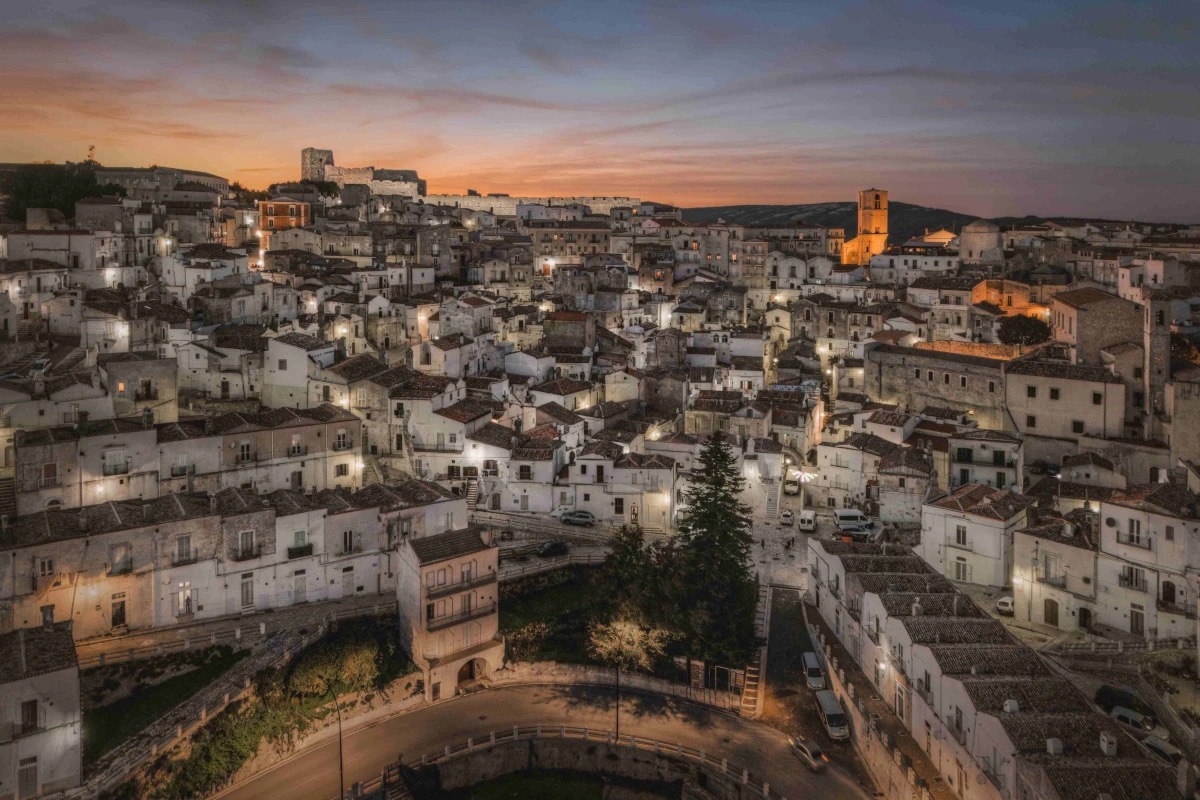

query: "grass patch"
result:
(83, 646), (247, 765)
(499, 569), (593, 663)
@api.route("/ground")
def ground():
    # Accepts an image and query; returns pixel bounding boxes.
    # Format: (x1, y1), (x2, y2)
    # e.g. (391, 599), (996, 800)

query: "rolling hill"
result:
(681, 201), (982, 243)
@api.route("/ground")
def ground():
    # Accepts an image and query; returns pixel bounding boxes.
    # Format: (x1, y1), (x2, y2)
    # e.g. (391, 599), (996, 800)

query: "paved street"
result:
(215, 684), (873, 800)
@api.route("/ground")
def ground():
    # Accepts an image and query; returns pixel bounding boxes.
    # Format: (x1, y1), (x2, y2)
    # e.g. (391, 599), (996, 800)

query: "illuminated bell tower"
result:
(856, 188), (889, 263)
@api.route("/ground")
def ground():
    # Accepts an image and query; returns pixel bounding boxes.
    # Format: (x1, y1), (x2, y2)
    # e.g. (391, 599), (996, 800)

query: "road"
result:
(215, 684), (873, 800)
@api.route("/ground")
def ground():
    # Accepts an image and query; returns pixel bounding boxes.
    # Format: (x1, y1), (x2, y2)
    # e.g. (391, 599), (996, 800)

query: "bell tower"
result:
(857, 188), (888, 260)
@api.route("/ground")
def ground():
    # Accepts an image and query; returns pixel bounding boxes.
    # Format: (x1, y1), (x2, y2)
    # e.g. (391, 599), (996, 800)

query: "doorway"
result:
(1130, 605), (1145, 636)
(342, 566), (355, 597)
(1078, 607), (1092, 631)
(17, 757), (37, 800)
(1044, 598), (1059, 628)
(294, 571), (307, 604)
(111, 594), (127, 628)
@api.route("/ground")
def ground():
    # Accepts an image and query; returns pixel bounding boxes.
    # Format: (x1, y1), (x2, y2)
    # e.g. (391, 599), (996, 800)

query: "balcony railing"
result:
(103, 461), (130, 476)
(341, 544), (364, 556)
(946, 538), (974, 553)
(235, 452), (258, 465)
(39, 476), (60, 489)
(288, 445), (309, 457)
(172, 552), (197, 567)
(1036, 572), (1067, 589)
(1157, 599), (1197, 619)
(426, 572), (498, 600)
(287, 543), (313, 560)
(427, 600), (497, 632)
(231, 546), (261, 562)
(107, 561), (133, 576)
(944, 716), (968, 746)
(1119, 574), (1149, 593)
(864, 626), (881, 645)
(332, 440), (354, 452)
(1117, 533), (1153, 550)
(170, 465), (194, 477)
(134, 388), (159, 401)
(412, 443), (462, 453)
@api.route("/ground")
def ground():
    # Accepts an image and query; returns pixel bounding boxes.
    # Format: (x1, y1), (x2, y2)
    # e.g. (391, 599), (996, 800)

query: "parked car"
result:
(28, 357), (50, 377)
(1095, 685), (1155, 719)
(996, 596), (1015, 617)
(784, 478), (801, 495)
(781, 510), (794, 526)
(787, 736), (828, 772)
(536, 540), (569, 558)
(797, 510), (817, 532)
(1142, 735), (1182, 765)
(560, 511), (595, 527)
(803, 652), (826, 690)
(815, 689), (850, 741)
(1111, 706), (1169, 740)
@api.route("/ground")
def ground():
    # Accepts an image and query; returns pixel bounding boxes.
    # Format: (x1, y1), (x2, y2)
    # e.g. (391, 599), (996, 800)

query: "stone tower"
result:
(300, 148), (334, 182)
(857, 188), (888, 258)
(1143, 290), (1173, 437)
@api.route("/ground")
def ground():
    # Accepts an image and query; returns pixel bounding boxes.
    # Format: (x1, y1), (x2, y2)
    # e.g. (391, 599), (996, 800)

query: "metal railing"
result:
(39, 476), (60, 489)
(1119, 573), (1148, 592)
(102, 462), (130, 476)
(287, 543), (313, 560)
(944, 716), (967, 746)
(1036, 572), (1067, 588)
(427, 600), (497, 632)
(169, 465), (194, 477)
(1116, 533), (1153, 550)
(342, 725), (789, 800)
(1157, 599), (1197, 619)
(172, 552), (198, 567)
(231, 546), (261, 562)
(426, 572), (497, 600)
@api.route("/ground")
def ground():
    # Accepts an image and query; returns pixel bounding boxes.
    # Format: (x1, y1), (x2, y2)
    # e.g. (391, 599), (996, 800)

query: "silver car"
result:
(788, 736), (828, 772)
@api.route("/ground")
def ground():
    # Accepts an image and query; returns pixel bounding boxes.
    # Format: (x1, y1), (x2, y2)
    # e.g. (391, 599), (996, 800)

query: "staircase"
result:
(465, 477), (479, 511)
(383, 764), (414, 800)
(740, 661), (761, 717)
(362, 454), (385, 487)
(15, 319), (39, 342)
(0, 477), (14, 520)
(763, 485), (779, 519)
(739, 584), (771, 718)
(50, 346), (86, 375)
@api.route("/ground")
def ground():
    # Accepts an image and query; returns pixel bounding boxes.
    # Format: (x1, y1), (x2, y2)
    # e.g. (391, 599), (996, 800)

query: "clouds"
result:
(1, 0), (1197, 219)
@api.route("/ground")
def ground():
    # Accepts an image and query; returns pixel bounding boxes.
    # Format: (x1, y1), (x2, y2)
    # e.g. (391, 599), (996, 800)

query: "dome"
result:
(963, 219), (1000, 232)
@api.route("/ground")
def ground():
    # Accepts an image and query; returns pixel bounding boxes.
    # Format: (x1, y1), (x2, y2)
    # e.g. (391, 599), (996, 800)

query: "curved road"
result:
(215, 684), (872, 800)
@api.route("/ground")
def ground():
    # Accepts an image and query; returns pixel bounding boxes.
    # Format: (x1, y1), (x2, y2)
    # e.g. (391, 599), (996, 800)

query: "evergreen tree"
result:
(997, 314), (1051, 346)
(675, 432), (758, 665)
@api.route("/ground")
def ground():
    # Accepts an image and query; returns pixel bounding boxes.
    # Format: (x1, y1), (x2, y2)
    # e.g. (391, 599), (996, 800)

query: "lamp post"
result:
(323, 678), (345, 800)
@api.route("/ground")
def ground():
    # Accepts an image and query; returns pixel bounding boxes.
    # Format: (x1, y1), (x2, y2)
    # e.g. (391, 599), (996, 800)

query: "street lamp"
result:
(322, 678), (345, 800)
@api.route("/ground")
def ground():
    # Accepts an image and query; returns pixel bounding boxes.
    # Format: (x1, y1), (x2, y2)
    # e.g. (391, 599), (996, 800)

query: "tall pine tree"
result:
(675, 432), (758, 666)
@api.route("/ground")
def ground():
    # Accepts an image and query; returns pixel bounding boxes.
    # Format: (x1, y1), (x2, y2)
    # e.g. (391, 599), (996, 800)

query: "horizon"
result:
(3, 0), (1197, 221)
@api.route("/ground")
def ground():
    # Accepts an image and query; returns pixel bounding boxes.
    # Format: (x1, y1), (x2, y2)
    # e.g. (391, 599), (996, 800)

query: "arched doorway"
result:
(1044, 598), (1059, 628)
(457, 657), (488, 685)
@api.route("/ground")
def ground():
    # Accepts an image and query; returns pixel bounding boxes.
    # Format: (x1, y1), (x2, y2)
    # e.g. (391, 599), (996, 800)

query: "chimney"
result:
(1046, 738), (1063, 755)
(209, 494), (218, 514)
(911, 599), (922, 617)
(1099, 731), (1118, 757)
(1003, 699), (1020, 713)
(1062, 521), (1074, 538)
(970, 664), (978, 675)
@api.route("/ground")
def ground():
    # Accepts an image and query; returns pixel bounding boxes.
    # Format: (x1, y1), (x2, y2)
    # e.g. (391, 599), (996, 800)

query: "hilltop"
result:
(681, 201), (980, 243)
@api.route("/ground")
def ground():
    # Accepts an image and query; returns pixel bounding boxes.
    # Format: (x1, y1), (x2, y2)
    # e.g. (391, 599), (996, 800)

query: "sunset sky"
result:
(3, 0), (1197, 220)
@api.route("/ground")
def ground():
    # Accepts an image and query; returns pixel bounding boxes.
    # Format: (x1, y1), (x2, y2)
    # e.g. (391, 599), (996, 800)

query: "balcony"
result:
(231, 546), (261, 562)
(952, 454), (976, 465)
(944, 716), (968, 746)
(1036, 572), (1067, 589)
(946, 538), (974, 553)
(341, 544), (364, 556)
(170, 465), (194, 478)
(427, 600), (497, 632)
(412, 442), (462, 453)
(102, 461), (130, 476)
(1117, 533), (1153, 550)
(235, 452), (258, 465)
(287, 543), (313, 560)
(332, 440), (354, 452)
(865, 626), (881, 646)
(39, 476), (60, 489)
(172, 552), (197, 567)
(1157, 599), (1198, 619)
(1119, 574), (1149, 593)
(287, 445), (309, 457)
(426, 572), (498, 600)
(134, 388), (159, 401)
(107, 561), (133, 576)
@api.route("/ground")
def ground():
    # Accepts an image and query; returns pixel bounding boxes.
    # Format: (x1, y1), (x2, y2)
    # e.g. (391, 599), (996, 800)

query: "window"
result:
(1071, 420), (1084, 434)
(278, 358), (287, 370)
(117, 381), (126, 393)
(580, 464), (588, 475)
(239, 442), (252, 463)
(583, 493), (590, 502)
(176, 535), (192, 562)
(1166, 525), (1175, 542)
(335, 463), (349, 477)
(614, 498), (624, 514)
(518, 465), (532, 480)
(239, 531), (255, 558)
(1026, 415), (1037, 428)
(943, 373), (950, 385)
(1093, 392), (1102, 405)
(294, 530), (307, 547)
(38, 557), (53, 577)
(959, 376), (967, 388)
(343, 530), (357, 554)
(240, 573), (254, 607)
(927, 371), (933, 381)
(21, 700), (39, 734)
(1050, 388), (1060, 400)
(988, 381), (995, 393)
(955, 524), (968, 547)
(110, 542), (131, 574)
(1027, 385), (1037, 398)
(914, 368), (921, 379)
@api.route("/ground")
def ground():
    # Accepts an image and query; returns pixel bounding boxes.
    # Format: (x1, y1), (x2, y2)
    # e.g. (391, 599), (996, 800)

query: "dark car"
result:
(536, 540), (569, 558)
(1095, 684), (1155, 720)
(560, 511), (596, 527)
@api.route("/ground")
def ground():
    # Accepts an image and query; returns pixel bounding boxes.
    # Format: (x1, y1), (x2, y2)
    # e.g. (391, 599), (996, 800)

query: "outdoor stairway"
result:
(383, 764), (414, 800)
(362, 454), (385, 487)
(764, 489), (779, 519)
(739, 585), (771, 717)
(465, 477), (479, 511)
(15, 319), (39, 341)
(51, 346), (86, 375)
(0, 477), (14, 519)
(740, 662), (761, 716)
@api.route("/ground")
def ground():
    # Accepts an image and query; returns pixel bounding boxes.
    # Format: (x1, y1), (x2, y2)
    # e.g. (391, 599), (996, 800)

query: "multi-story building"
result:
(919, 484), (1037, 589)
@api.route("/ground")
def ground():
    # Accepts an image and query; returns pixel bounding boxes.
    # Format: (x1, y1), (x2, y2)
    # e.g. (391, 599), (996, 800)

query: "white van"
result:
(797, 510), (817, 532)
(815, 689), (850, 740)
(803, 652), (826, 690)
(835, 509), (873, 532)
(784, 477), (801, 495)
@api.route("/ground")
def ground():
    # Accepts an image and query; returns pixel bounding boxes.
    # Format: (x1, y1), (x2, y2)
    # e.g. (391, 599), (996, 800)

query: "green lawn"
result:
(82, 647), (247, 765)
(499, 572), (593, 663)
(447, 771), (605, 800)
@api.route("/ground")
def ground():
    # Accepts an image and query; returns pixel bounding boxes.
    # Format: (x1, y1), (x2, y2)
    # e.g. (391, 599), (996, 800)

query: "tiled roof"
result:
(529, 377), (593, 396)
(1052, 287), (1123, 308)
(435, 399), (494, 424)
(927, 484), (1037, 521)
(537, 401), (585, 425)
(1107, 482), (1199, 519)
(0, 624), (77, 681)
(409, 526), (492, 565)
(467, 423), (516, 450)
(1005, 359), (1121, 383)
(328, 353), (388, 381)
(274, 332), (329, 351)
